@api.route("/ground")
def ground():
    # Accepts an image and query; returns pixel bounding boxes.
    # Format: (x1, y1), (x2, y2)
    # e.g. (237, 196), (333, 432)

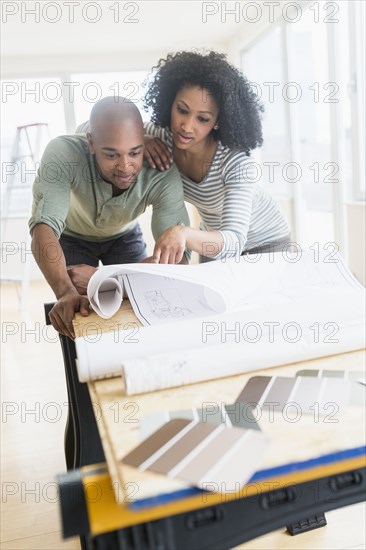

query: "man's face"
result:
(87, 119), (144, 190)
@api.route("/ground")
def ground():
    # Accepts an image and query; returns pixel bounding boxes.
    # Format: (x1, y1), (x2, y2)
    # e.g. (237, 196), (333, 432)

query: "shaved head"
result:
(87, 97), (145, 190)
(89, 96), (143, 137)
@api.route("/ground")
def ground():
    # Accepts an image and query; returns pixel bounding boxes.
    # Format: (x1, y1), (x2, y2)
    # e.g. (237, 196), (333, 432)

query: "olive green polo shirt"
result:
(29, 135), (190, 245)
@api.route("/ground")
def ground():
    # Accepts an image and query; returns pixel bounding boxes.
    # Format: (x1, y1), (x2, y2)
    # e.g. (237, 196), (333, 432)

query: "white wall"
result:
(347, 203), (366, 286)
(1, 1), (246, 76)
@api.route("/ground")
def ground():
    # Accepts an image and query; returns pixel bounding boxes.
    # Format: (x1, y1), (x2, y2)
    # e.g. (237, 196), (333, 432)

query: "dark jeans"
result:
(242, 235), (292, 256)
(60, 224), (147, 267)
(199, 235), (292, 263)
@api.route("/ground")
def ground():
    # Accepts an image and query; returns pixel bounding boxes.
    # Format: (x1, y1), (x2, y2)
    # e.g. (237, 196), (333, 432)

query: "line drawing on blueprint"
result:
(145, 290), (193, 319)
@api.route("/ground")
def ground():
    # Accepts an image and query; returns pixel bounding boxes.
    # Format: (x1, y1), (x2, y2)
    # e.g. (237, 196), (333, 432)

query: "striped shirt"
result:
(145, 123), (290, 260)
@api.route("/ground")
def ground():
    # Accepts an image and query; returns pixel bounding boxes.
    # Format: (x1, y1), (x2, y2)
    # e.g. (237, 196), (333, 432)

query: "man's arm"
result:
(29, 136), (91, 337)
(31, 224), (90, 339)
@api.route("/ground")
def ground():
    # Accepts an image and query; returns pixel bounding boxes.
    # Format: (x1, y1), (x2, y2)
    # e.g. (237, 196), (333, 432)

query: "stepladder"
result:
(1, 123), (50, 310)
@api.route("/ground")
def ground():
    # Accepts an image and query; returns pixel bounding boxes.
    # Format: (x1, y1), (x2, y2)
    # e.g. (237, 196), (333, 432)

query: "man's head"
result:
(87, 97), (144, 190)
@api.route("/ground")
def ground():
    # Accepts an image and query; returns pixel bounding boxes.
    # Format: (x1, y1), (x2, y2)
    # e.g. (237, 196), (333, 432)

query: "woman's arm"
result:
(207, 152), (255, 260)
(154, 151), (255, 261)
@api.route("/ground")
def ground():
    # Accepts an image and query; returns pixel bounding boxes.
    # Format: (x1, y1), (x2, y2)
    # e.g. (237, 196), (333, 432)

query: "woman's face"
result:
(170, 85), (219, 151)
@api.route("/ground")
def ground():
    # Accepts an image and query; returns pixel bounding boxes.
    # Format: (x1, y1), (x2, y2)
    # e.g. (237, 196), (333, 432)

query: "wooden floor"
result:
(1, 281), (80, 549)
(1, 280), (365, 550)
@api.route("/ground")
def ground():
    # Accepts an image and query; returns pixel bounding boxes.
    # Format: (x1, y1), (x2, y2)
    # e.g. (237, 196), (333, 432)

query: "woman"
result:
(143, 50), (291, 262)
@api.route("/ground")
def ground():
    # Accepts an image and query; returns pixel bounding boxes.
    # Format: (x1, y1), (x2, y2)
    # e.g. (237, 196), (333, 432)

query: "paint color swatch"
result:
(296, 369), (366, 407)
(122, 418), (269, 491)
(235, 375), (353, 415)
(296, 369), (364, 380)
(140, 402), (260, 441)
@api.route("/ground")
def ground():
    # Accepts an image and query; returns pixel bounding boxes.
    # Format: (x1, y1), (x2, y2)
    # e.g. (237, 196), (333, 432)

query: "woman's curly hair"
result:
(143, 50), (264, 155)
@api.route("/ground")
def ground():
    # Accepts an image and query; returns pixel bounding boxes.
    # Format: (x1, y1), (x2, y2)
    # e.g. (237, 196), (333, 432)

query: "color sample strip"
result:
(292, 377), (322, 414)
(225, 402), (260, 430)
(128, 445), (366, 511)
(149, 422), (218, 475)
(140, 402), (259, 441)
(123, 419), (269, 491)
(262, 376), (296, 413)
(296, 369), (364, 381)
(297, 369), (366, 407)
(236, 376), (273, 407)
(236, 375), (354, 415)
(124, 419), (192, 467)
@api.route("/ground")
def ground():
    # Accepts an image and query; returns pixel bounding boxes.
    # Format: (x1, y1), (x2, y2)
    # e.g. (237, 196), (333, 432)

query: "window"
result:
(70, 71), (150, 129)
(348, 0), (365, 200)
(1, 77), (66, 218)
(1, 77), (66, 161)
(242, 26), (290, 197)
(286, 6), (335, 246)
(241, 1), (365, 252)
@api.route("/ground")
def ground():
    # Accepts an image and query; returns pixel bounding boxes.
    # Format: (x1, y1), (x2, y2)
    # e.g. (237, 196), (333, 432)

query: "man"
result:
(30, 97), (190, 338)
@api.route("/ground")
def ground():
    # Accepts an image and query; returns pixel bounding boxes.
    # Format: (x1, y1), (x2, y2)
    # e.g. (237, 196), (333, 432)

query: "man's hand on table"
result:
(49, 289), (90, 339)
(67, 264), (97, 295)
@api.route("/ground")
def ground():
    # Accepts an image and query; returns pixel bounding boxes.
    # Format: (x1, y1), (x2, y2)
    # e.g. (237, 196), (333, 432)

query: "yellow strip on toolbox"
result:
(81, 455), (366, 536)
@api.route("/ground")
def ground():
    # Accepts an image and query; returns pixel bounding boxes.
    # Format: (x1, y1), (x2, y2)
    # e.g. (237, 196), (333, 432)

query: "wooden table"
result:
(60, 302), (366, 548)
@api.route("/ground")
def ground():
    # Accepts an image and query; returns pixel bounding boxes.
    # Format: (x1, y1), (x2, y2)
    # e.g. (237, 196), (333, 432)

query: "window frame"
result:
(240, 1), (365, 255)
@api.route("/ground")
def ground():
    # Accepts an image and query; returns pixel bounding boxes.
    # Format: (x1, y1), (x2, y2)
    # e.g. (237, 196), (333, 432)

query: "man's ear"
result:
(86, 132), (95, 154)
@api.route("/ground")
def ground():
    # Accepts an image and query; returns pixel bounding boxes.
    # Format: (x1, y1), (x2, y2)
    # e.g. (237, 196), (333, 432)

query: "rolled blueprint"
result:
(88, 276), (123, 319)
(75, 292), (365, 384)
(75, 308), (257, 382)
(121, 321), (366, 395)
